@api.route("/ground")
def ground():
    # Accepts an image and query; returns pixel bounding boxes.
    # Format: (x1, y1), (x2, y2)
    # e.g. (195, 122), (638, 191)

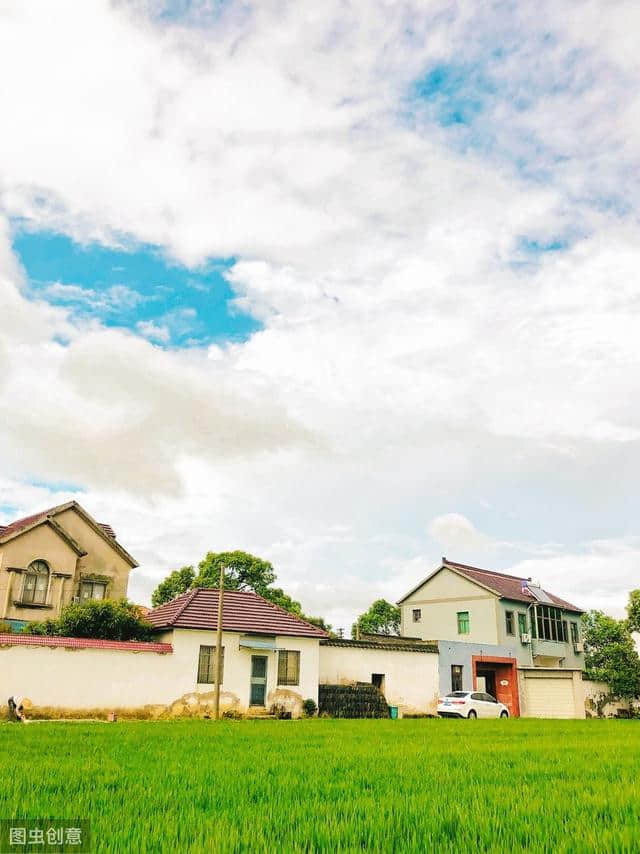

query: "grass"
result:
(0, 718), (639, 853)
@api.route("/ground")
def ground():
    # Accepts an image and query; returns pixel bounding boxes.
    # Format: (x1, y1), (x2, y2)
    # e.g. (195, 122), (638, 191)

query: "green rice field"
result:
(1, 718), (638, 853)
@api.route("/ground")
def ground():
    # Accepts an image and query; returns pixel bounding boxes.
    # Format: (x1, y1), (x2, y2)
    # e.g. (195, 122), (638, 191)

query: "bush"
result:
(302, 698), (317, 717)
(21, 599), (154, 642)
(0, 621), (13, 634)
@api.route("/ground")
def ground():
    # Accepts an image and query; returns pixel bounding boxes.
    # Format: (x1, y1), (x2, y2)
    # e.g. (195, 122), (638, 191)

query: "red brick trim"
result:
(472, 654), (520, 717)
(0, 634), (172, 654)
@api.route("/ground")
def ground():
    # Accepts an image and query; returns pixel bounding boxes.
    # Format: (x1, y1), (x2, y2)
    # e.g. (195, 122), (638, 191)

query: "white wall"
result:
(583, 679), (638, 718)
(319, 643), (439, 715)
(400, 567), (499, 645)
(0, 631), (320, 718)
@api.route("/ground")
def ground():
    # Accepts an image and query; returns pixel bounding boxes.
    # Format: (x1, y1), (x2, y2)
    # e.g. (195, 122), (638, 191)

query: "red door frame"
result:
(472, 655), (520, 717)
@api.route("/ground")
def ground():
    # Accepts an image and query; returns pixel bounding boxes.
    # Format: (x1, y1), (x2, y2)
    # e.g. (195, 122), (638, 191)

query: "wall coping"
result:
(0, 633), (173, 654)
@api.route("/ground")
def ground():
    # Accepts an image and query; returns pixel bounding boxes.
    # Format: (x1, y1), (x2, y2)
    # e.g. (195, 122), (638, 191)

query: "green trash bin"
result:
(389, 706), (398, 719)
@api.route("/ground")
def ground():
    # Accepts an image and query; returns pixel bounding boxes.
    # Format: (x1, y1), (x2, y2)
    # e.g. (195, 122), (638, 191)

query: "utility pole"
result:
(213, 563), (225, 720)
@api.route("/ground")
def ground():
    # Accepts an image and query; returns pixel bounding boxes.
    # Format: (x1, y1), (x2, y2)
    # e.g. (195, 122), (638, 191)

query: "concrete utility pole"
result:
(213, 563), (225, 721)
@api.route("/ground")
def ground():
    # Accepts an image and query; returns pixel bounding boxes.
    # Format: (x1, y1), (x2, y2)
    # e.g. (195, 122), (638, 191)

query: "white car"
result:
(437, 690), (509, 719)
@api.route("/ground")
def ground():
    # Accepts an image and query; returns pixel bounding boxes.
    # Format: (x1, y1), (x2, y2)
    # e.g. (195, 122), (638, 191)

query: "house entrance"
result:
(250, 655), (268, 706)
(472, 656), (520, 717)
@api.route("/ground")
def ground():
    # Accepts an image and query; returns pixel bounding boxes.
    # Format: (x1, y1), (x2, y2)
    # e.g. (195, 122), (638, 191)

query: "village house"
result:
(0, 501), (138, 629)
(145, 588), (328, 716)
(397, 557), (585, 718)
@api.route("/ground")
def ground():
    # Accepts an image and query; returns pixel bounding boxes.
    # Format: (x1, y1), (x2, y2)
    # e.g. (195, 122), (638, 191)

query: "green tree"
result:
(626, 589), (640, 634)
(192, 551), (276, 595)
(582, 610), (640, 700)
(22, 599), (154, 642)
(151, 566), (195, 607)
(352, 599), (401, 639)
(262, 586), (303, 615)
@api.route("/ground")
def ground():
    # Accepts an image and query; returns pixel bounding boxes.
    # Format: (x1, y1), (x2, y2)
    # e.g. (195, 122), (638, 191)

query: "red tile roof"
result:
(147, 588), (329, 638)
(0, 510), (50, 538)
(0, 501), (137, 567)
(0, 634), (172, 653)
(442, 559), (583, 612)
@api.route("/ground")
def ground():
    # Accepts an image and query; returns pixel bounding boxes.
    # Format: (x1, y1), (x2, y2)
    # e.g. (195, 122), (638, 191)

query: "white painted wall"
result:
(583, 679), (638, 718)
(0, 630), (321, 718)
(401, 567), (499, 645)
(319, 643), (439, 715)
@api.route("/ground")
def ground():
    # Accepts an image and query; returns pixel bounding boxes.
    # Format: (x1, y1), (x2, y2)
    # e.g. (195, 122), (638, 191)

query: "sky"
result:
(1, 0), (639, 633)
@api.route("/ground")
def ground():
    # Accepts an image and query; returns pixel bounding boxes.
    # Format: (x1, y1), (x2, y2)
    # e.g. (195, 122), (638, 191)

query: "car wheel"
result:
(467, 709), (477, 719)
(500, 710), (509, 718)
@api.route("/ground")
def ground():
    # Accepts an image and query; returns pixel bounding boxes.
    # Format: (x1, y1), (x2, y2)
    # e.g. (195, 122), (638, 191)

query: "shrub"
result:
(302, 698), (317, 717)
(0, 621), (13, 634)
(21, 599), (154, 642)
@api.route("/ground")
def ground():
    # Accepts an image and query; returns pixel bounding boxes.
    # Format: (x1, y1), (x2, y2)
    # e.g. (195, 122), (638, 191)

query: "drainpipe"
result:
(526, 603), (535, 667)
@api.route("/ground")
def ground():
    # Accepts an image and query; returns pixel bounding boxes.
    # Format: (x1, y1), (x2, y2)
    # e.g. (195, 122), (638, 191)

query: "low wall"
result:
(0, 634), (175, 717)
(0, 631), (320, 719)
(319, 640), (439, 716)
(583, 679), (638, 718)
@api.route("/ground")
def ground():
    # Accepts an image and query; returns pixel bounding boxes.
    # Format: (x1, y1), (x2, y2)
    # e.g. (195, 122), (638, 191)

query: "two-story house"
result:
(0, 501), (138, 629)
(398, 557), (585, 718)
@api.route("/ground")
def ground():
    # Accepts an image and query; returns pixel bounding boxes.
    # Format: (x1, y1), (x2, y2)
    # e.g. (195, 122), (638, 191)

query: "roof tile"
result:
(443, 559), (582, 612)
(147, 588), (329, 638)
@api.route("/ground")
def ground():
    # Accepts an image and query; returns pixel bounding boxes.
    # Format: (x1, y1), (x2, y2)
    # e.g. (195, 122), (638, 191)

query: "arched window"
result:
(22, 560), (50, 605)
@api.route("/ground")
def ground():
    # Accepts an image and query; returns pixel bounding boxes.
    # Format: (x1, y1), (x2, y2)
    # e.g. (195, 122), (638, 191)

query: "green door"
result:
(250, 656), (268, 706)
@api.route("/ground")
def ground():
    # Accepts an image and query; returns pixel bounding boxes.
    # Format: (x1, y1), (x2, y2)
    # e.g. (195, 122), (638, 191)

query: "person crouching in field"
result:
(8, 696), (26, 723)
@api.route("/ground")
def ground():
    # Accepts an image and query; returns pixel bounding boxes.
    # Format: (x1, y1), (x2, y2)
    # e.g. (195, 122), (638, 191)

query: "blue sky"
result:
(13, 230), (259, 347)
(0, 0), (639, 625)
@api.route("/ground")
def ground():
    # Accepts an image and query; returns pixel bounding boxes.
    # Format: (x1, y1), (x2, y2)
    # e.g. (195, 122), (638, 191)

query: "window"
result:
(531, 605), (568, 642)
(570, 622), (579, 644)
(277, 650), (300, 686)
(197, 645), (224, 684)
(457, 611), (470, 634)
(518, 613), (528, 637)
(451, 665), (463, 692)
(22, 560), (50, 605)
(371, 673), (385, 693)
(412, 608), (422, 623)
(80, 581), (106, 601)
(505, 611), (515, 635)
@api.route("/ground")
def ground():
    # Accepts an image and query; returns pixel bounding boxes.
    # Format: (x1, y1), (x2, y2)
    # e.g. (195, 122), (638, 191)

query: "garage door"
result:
(524, 676), (576, 718)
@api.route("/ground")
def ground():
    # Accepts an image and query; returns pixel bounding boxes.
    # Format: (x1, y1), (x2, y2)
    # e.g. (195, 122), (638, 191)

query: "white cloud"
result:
(0, 0), (639, 627)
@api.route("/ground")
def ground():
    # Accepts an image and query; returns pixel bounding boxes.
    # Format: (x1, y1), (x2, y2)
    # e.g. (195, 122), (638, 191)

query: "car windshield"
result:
(445, 692), (468, 698)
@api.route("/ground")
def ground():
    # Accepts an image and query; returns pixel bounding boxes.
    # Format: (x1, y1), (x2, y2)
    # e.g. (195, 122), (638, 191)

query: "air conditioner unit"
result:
(520, 633), (531, 644)
(574, 641), (584, 653)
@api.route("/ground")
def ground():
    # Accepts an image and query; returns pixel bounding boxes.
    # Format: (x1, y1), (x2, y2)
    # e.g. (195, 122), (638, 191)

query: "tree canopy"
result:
(151, 566), (195, 608)
(582, 606), (640, 701)
(151, 550), (332, 634)
(352, 599), (401, 639)
(626, 589), (640, 635)
(22, 599), (154, 642)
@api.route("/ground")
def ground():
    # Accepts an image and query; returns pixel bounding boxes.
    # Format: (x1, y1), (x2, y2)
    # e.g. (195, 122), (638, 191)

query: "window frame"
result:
(451, 665), (463, 692)
(570, 621), (579, 644)
(531, 605), (567, 642)
(80, 580), (107, 601)
(277, 650), (300, 686)
(22, 560), (50, 605)
(197, 645), (224, 685)
(517, 612), (528, 637)
(412, 608), (422, 623)
(505, 610), (515, 636)
(456, 611), (470, 635)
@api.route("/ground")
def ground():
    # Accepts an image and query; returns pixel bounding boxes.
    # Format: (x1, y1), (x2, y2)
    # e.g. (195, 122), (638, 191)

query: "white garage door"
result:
(524, 676), (576, 718)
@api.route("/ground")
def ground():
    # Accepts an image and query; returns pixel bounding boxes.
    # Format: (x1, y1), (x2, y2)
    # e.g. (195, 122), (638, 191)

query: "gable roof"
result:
(398, 557), (582, 613)
(146, 588), (329, 638)
(0, 501), (138, 568)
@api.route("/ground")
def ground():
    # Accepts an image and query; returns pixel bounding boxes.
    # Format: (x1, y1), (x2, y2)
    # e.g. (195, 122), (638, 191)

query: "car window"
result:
(470, 692), (484, 701)
(446, 691), (469, 698)
(483, 693), (498, 703)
